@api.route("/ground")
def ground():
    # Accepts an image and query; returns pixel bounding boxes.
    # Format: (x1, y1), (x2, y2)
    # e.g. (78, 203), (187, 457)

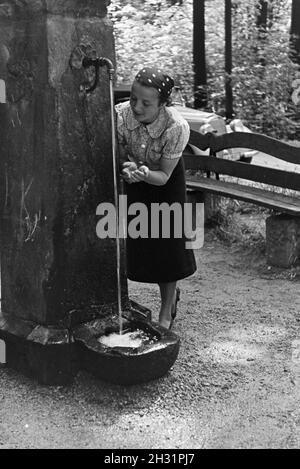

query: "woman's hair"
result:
(134, 67), (174, 106)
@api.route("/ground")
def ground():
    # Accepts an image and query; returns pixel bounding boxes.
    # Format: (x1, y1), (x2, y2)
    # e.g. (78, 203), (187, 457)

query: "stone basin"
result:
(74, 313), (180, 385)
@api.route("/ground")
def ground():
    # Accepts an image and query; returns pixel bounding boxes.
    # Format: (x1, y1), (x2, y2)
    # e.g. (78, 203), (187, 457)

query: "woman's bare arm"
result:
(130, 157), (180, 186)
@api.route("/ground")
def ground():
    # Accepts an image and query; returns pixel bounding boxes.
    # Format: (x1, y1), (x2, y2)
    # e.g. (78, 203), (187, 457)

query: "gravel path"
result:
(0, 227), (300, 449)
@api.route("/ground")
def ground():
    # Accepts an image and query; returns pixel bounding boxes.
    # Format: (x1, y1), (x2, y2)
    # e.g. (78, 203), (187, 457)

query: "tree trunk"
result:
(290, 0), (300, 66)
(193, 0), (207, 108)
(256, 0), (268, 30)
(225, 0), (233, 120)
(255, 1), (270, 68)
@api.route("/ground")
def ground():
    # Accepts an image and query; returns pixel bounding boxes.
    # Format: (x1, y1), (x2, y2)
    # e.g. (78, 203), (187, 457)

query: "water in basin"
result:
(98, 328), (158, 349)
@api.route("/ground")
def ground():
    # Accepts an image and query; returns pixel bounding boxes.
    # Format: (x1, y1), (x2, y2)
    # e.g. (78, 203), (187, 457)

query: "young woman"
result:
(116, 67), (196, 329)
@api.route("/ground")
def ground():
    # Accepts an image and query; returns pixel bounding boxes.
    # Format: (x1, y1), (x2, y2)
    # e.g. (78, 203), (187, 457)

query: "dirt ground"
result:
(0, 208), (300, 449)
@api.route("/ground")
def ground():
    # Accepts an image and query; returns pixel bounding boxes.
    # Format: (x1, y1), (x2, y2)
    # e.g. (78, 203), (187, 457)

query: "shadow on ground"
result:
(0, 216), (300, 449)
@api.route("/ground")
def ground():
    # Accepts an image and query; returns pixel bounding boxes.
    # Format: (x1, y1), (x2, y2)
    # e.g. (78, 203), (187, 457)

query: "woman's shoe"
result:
(169, 287), (181, 330)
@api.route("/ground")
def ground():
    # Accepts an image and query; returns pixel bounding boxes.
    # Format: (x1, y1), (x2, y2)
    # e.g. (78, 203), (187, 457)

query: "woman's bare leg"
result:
(158, 282), (177, 328)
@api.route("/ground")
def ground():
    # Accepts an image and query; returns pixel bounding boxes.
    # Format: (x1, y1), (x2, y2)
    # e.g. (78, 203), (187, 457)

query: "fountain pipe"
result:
(107, 66), (124, 335)
(82, 56), (123, 333)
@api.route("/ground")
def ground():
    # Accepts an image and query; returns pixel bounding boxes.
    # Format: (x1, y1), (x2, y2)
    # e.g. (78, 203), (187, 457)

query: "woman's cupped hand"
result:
(121, 162), (149, 183)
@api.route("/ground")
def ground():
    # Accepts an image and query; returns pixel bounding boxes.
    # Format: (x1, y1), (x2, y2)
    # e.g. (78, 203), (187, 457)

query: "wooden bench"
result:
(183, 129), (300, 268)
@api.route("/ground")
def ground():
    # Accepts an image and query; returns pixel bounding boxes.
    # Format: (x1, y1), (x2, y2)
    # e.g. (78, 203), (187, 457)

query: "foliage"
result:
(108, 0), (194, 99)
(230, 0), (300, 138)
(108, 0), (300, 139)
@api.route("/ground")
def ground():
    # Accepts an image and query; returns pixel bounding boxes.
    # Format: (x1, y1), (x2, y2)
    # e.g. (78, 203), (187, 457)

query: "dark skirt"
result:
(125, 157), (197, 283)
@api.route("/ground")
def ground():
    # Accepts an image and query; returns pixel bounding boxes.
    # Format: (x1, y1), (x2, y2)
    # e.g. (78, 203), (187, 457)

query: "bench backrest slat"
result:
(183, 154), (300, 192)
(189, 129), (300, 165)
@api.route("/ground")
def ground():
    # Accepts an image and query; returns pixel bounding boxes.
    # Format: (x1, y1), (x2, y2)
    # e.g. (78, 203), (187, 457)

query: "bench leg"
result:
(203, 193), (219, 224)
(266, 214), (300, 268)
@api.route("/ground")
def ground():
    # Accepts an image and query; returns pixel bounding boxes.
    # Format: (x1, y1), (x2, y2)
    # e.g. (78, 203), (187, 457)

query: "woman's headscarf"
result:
(134, 67), (175, 101)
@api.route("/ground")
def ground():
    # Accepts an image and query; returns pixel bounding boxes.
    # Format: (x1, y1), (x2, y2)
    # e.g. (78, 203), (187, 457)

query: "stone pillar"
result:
(0, 0), (128, 383)
(266, 214), (300, 268)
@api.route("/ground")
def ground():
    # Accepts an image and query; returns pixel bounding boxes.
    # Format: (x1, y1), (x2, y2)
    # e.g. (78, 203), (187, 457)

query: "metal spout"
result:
(82, 56), (114, 91)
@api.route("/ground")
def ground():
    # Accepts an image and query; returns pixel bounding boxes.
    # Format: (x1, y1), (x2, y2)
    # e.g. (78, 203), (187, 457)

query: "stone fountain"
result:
(0, 0), (180, 385)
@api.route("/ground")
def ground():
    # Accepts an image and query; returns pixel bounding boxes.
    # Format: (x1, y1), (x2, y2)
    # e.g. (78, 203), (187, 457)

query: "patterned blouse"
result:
(115, 102), (190, 171)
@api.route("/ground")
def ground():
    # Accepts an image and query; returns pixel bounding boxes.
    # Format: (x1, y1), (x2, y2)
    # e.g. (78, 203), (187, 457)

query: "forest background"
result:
(108, 0), (300, 140)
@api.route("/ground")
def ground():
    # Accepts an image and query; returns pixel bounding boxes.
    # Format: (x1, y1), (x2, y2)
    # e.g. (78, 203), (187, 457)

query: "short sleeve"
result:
(162, 120), (190, 159)
(115, 103), (126, 145)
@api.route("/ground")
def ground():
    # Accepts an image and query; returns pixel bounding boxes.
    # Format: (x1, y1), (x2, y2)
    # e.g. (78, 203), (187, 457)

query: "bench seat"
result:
(186, 177), (300, 216)
(184, 129), (300, 267)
